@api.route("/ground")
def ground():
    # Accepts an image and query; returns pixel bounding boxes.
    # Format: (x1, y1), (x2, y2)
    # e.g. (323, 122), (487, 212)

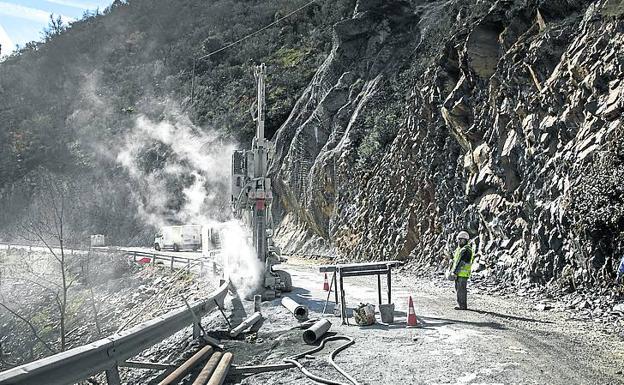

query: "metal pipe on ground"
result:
(303, 319), (331, 344)
(157, 346), (213, 385)
(229, 312), (262, 337)
(231, 362), (295, 375)
(191, 352), (222, 385)
(281, 297), (309, 321)
(205, 352), (233, 385)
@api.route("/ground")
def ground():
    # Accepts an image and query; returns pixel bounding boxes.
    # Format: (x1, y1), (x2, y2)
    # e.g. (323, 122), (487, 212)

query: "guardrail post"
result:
(105, 365), (121, 385)
(152, 254), (156, 266)
(171, 257), (174, 272)
(133, 252), (137, 262)
(187, 259), (191, 272)
(193, 321), (201, 339)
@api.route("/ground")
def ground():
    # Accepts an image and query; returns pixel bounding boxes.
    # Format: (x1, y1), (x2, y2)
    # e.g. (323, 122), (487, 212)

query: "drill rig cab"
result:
(231, 64), (291, 300)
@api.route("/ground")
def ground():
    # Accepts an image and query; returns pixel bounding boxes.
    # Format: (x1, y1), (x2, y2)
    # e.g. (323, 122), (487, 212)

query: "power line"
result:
(189, 0), (321, 105)
(196, 0), (320, 61)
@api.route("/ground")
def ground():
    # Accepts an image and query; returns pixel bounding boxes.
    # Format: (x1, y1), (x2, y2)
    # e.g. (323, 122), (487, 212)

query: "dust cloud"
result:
(115, 110), (264, 297)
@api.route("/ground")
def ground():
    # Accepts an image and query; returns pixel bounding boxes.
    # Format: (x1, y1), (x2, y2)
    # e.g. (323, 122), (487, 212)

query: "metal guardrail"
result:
(0, 279), (230, 385)
(0, 243), (210, 272)
(0, 242), (94, 255)
(126, 250), (200, 272)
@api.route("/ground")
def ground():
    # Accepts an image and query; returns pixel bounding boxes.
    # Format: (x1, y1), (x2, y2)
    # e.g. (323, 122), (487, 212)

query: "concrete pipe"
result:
(302, 319), (331, 344)
(229, 312), (262, 337)
(281, 297), (309, 321)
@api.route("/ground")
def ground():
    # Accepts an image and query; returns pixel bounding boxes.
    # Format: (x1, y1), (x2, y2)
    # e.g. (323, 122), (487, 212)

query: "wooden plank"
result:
(340, 269), (389, 277)
(319, 261), (402, 273)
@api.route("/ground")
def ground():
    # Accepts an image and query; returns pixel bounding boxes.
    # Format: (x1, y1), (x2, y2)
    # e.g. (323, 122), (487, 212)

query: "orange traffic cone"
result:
(407, 296), (417, 327)
(323, 273), (330, 291)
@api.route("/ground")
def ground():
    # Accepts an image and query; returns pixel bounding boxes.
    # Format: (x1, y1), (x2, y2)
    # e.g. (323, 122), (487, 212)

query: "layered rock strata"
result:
(271, 0), (624, 289)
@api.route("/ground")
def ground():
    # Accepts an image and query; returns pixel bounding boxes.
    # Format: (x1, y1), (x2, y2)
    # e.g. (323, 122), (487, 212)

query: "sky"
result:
(0, 0), (114, 57)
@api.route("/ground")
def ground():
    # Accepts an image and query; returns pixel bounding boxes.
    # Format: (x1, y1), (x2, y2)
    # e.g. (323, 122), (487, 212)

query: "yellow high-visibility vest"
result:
(453, 245), (474, 278)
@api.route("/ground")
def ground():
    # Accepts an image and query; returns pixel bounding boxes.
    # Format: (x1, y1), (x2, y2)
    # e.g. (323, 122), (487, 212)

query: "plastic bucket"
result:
(379, 303), (395, 324)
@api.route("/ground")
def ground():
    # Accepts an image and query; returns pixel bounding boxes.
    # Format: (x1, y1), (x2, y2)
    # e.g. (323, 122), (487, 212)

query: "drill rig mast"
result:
(231, 64), (291, 300)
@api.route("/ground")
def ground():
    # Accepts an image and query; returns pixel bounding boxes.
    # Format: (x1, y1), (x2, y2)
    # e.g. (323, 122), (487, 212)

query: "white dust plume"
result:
(115, 111), (264, 298)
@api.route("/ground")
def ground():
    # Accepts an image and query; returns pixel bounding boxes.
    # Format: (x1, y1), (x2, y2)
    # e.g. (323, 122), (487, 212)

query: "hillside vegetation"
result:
(2, 0), (624, 294)
(0, 0), (354, 245)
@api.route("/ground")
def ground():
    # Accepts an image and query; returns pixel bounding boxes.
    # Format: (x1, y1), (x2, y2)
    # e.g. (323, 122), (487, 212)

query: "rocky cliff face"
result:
(271, 0), (624, 290)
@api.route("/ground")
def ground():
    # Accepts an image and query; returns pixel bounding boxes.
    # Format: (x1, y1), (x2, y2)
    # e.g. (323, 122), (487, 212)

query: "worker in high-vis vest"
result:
(450, 230), (474, 310)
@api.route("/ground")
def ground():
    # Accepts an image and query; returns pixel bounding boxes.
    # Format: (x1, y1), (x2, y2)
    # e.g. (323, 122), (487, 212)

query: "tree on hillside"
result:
(42, 14), (66, 42)
(0, 173), (86, 353)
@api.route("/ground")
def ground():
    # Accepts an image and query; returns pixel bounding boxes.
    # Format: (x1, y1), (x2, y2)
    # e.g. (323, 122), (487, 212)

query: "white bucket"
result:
(379, 303), (395, 324)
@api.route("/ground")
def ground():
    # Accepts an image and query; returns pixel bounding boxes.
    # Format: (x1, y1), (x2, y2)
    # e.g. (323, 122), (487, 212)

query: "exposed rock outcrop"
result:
(271, 0), (624, 290)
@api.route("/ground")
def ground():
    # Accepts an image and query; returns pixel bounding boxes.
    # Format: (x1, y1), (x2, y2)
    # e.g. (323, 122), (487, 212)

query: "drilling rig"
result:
(231, 64), (291, 300)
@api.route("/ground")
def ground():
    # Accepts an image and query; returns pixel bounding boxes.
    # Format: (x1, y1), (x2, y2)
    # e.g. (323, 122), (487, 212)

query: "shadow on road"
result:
(288, 286), (338, 314)
(468, 309), (554, 324)
(418, 316), (506, 330)
(359, 322), (408, 330)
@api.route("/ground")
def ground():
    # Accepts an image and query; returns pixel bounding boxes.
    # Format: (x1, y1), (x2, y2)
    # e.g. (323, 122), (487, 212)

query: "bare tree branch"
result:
(0, 302), (57, 354)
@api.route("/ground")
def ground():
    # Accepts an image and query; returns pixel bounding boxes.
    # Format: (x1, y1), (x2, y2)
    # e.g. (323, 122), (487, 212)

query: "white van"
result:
(154, 225), (202, 252)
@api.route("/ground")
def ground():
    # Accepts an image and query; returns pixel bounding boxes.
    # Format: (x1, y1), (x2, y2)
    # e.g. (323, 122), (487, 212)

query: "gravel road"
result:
(215, 257), (624, 385)
(119, 256), (624, 385)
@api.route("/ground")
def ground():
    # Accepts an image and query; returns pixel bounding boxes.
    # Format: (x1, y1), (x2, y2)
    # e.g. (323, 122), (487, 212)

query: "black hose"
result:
(286, 335), (360, 385)
(283, 358), (346, 385)
(233, 335), (360, 385)
(329, 338), (359, 385)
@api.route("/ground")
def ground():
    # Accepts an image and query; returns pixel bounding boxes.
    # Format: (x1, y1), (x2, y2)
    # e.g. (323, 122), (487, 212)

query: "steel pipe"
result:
(157, 346), (213, 385)
(206, 352), (233, 385)
(229, 312), (262, 337)
(191, 352), (222, 385)
(281, 297), (309, 321)
(121, 361), (176, 370)
(302, 319), (331, 344)
(231, 362), (295, 375)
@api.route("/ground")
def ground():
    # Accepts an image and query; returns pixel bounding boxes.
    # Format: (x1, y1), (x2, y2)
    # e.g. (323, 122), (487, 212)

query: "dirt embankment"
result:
(0, 248), (213, 371)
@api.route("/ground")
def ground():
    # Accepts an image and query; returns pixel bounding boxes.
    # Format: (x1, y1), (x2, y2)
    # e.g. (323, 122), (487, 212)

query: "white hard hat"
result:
(456, 231), (470, 241)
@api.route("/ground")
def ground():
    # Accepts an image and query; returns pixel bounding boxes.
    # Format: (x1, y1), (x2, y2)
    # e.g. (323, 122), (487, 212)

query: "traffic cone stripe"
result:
(407, 295), (417, 326)
(323, 273), (330, 291)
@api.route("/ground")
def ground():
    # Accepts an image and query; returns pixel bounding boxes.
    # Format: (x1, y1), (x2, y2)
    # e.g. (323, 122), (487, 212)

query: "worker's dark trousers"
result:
(455, 277), (468, 309)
